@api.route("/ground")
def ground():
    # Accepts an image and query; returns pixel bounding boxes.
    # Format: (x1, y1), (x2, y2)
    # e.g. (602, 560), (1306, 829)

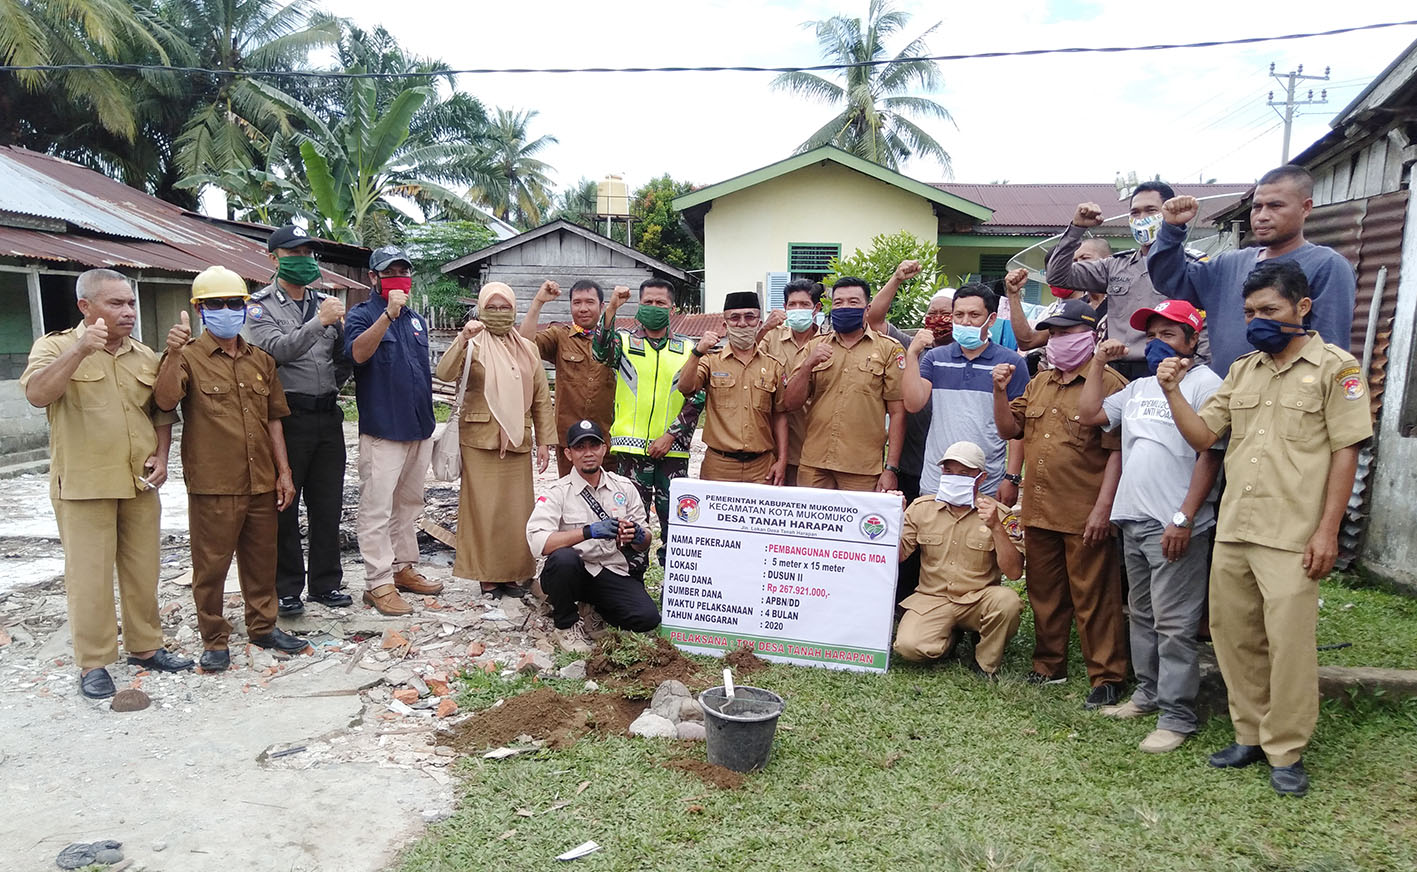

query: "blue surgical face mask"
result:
(201, 307), (246, 339)
(953, 321), (990, 350)
(1246, 317), (1305, 354)
(785, 308), (815, 333)
(1144, 337), (1184, 375)
(830, 306), (865, 334)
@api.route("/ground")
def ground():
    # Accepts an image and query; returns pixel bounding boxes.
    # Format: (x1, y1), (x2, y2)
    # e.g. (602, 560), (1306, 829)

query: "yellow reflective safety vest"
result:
(610, 331), (691, 458)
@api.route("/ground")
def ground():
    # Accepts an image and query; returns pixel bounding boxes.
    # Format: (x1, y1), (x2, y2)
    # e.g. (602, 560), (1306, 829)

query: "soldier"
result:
(677, 291), (787, 483)
(591, 278), (704, 569)
(244, 224), (351, 616)
(154, 266), (309, 672)
(518, 278), (617, 476)
(21, 269), (193, 698)
(1157, 262), (1371, 797)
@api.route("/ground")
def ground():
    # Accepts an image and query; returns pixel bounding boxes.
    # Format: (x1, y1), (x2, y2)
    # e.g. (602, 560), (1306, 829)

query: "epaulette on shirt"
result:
(249, 287), (273, 301)
(1183, 246), (1208, 263)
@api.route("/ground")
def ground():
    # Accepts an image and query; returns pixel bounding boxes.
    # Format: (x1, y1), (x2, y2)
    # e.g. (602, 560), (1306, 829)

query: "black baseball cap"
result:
(369, 245), (413, 271)
(267, 224), (322, 253)
(565, 419), (606, 447)
(1035, 298), (1099, 330)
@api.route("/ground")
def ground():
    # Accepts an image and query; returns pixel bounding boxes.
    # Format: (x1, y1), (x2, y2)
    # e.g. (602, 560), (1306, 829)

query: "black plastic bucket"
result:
(699, 685), (785, 773)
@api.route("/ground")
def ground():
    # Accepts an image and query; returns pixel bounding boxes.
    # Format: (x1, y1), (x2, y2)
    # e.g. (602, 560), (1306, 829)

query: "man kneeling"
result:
(895, 441), (1024, 679)
(527, 420), (661, 654)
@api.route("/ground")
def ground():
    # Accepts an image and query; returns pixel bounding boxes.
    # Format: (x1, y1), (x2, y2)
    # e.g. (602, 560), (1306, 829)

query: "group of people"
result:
(26, 163), (1368, 800)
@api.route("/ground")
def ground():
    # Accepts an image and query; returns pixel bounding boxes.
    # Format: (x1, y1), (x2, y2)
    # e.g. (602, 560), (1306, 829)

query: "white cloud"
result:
(324, 0), (1416, 193)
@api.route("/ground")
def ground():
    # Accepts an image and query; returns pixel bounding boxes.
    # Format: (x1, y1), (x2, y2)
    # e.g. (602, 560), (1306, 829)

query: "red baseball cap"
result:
(1129, 299), (1204, 332)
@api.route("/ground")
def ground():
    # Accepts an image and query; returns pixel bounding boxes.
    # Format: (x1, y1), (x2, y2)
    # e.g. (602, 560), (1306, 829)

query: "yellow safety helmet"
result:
(190, 265), (250, 303)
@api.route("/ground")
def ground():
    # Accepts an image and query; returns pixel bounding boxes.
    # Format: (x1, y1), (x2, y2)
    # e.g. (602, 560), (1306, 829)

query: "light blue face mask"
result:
(201, 307), (246, 339)
(953, 322), (988, 350)
(785, 309), (816, 333)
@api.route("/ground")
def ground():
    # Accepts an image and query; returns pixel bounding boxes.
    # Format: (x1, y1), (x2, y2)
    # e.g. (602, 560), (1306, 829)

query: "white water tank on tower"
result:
(596, 175), (630, 217)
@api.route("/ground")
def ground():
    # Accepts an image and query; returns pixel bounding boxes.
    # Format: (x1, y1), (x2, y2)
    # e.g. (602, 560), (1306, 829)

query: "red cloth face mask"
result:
(1051, 287), (1078, 300)
(379, 276), (412, 299)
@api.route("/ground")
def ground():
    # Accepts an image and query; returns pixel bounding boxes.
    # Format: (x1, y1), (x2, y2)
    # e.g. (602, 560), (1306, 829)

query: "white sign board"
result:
(660, 479), (901, 673)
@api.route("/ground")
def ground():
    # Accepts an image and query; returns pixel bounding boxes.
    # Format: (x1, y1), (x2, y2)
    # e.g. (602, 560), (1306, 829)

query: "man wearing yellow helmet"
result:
(154, 266), (309, 672)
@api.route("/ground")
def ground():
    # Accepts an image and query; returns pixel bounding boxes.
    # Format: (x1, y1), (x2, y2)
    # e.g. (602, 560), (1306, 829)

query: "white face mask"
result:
(935, 472), (980, 506)
(1130, 212), (1164, 246)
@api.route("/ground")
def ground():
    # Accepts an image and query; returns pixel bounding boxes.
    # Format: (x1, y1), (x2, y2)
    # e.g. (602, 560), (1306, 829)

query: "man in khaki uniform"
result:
(895, 441), (1024, 679)
(519, 278), (617, 476)
(679, 291), (788, 483)
(21, 269), (193, 698)
(155, 266), (309, 672)
(757, 279), (824, 485)
(1159, 261), (1371, 797)
(782, 277), (906, 492)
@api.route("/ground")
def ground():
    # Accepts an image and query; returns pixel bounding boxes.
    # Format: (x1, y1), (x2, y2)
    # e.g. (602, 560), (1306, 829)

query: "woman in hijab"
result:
(436, 282), (556, 595)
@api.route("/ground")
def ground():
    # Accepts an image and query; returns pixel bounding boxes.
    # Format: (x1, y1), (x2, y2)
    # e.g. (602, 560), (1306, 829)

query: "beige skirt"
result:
(454, 445), (535, 584)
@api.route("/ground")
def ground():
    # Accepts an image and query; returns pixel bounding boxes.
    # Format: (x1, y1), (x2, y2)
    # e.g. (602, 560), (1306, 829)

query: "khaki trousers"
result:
(357, 434), (432, 589)
(1024, 526), (1128, 686)
(1210, 541), (1318, 767)
(894, 587), (1023, 673)
(188, 492), (279, 648)
(797, 465), (879, 492)
(700, 449), (774, 483)
(52, 492), (164, 669)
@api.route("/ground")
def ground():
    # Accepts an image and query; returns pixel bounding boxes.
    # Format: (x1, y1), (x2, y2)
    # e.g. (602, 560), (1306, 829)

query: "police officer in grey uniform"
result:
(245, 224), (354, 614)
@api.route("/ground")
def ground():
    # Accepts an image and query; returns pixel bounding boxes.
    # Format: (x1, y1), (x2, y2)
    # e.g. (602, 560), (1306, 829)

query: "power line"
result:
(2, 19), (1415, 79)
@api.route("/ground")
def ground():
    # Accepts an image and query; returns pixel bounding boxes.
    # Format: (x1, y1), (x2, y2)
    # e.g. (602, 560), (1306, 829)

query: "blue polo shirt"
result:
(918, 341), (1029, 496)
(345, 293), (435, 441)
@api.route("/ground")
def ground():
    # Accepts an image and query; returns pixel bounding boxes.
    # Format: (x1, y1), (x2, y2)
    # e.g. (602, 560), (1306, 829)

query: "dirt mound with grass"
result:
(663, 758), (745, 790)
(723, 647), (770, 675)
(586, 635), (705, 695)
(443, 687), (646, 751)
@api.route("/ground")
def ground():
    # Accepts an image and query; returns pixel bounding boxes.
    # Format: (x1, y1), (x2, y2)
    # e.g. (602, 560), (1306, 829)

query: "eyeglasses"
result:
(200, 299), (247, 311)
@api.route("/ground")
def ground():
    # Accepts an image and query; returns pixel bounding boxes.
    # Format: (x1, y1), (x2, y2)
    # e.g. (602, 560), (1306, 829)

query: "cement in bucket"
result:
(699, 686), (785, 773)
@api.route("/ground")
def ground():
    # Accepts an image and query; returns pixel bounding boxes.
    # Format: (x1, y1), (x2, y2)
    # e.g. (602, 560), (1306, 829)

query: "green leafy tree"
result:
(826, 230), (944, 327)
(401, 219), (497, 313)
(552, 177), (600, 230)
(629, 174), (703, 273)
(771, 0), (952, 173)
(471, 108), (557, 229)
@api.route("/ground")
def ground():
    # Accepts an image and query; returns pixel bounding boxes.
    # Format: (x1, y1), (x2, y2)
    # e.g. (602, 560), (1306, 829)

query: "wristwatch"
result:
(1171, 511), (1193, 529)
(883, 463), (901, 475)
(1002, 472), (1023, 485)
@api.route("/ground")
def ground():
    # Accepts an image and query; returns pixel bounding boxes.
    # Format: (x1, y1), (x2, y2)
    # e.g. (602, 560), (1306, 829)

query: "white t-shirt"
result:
(1103, 365), (1223, 530)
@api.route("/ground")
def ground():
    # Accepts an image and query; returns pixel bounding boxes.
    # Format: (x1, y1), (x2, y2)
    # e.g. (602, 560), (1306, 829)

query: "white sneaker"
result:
(552, 625), (592, 655)
(1139, 728), (1189, 754)
(577, 603), (609, 640)
(1100, 699), (1158, 719)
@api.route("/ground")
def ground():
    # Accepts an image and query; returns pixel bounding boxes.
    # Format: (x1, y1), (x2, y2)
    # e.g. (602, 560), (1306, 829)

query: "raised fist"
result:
(1162, 196), (1199, 226)
(1073, 202), (1104, 228)
(992, 362), (1016, 390)
(1096, 339), (1128, 363)
(908, 328), (933, 355)
(894, 260), (922, 282)
(610, 285), (632, 309)
(535, 280), (561, 303)
(460, 319), (485, 342)
(317, 296), (345, 327)
(763, 309), (786, 331)
(975, 493), (1001, 528)
(82, 317), (110, 355)
(386, 288), (408, 318)
(696, 329), (722, 354)
(1156, 356), (1190, 391)
(1003, 267), (1029, 296)
(808, 342), (834, 367)
(165, 311), (190, 354)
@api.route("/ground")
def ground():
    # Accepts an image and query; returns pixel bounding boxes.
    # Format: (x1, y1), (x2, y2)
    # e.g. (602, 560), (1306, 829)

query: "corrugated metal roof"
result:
(0, 146), (366, 291)
(933, 182), (1251, 234)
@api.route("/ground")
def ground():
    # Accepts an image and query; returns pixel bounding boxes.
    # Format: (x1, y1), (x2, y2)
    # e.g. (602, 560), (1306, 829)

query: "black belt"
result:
(709, 447), (768, 462)
(285, 392), (339, 412)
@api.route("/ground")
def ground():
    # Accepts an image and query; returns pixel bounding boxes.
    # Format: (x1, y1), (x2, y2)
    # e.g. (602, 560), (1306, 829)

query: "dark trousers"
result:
(276, 406), (346, 598)
(896, 471), (924, 601)
(540, 547), (660, 632)
(1023, 526), (1128, 686)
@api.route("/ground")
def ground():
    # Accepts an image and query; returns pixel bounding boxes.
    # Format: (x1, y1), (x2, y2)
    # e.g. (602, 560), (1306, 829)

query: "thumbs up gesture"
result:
(80, 317), (109, 355)
(167, 310), (191, 353)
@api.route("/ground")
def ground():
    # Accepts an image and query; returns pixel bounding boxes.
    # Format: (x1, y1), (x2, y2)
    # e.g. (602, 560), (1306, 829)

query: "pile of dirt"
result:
(663, 758), (745, 790)
(443, 688), (646, 752)
(587, 635), (705, 695)
(723, 647), (770, 675)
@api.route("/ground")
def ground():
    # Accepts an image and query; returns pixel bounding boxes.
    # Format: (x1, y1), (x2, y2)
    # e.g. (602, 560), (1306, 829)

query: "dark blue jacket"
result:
(344, 293), (435, 441)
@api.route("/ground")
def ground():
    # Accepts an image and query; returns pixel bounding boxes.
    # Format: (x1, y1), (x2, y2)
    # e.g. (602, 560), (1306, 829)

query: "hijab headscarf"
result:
(472, 282), (540, 455)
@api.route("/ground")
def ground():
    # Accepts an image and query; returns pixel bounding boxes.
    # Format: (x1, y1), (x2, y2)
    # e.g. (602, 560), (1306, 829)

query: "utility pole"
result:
(1268, 63), (1329, 164)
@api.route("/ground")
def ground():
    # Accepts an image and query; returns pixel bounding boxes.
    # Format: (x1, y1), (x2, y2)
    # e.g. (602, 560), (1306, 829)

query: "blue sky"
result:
(327, 0), (1416, 195)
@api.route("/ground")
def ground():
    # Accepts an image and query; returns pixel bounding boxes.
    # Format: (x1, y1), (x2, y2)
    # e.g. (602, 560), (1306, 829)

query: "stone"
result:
(628, 711), (677, 739)
(392, 688), (419, 705)
(465, 640), (486, 657)
(381, 629), (408, 650)
(110, 689), (151, 713)
(678, 697), (703, 723)
(94, 848), (124, 864)
(516, 650), (554, 675)
(676, 721), (706, 741)
(650, 680), (691, 721)
(408, 674), (430, 697)
(436, 698), (459, 718)
(1319, 666), (1417, 702)
(425, 677), (451, 697)
(434, 746), (457, 757)
(152, 841), (167, 853)
(384, 666), (414, 687)
(557, 660), (587, 680)
(583, 680), (599, 691)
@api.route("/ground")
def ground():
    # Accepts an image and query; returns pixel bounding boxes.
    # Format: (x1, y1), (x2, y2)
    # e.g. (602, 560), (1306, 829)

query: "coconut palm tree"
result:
(552, 177), (600, 230)
(771, 0), (952, 174)
(472, 108), (557, 229)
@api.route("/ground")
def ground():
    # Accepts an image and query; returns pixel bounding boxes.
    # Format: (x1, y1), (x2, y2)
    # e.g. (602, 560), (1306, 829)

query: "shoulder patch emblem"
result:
(1339, 368), (1365, 400)
(895, 351), (906, 369)
(248, 304), (264, 320)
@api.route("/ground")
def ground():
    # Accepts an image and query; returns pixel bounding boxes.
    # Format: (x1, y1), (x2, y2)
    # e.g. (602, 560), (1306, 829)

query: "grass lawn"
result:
(396, 575), (1417, 872)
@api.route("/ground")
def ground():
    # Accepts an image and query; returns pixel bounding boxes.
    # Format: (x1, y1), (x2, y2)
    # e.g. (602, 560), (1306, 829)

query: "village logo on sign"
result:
(676, 495), (701, 523)
(859, 513), (888, 540)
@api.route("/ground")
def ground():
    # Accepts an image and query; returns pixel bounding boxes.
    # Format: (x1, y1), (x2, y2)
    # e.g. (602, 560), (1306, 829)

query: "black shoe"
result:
(127, 649), (194, 672)
(277, 596), (305, 615)
(966, 657), (998, 683)
(199, 649), (230, 672)
(250, 627), (310, 654)
(307, 589), (352, 608)
(79, 668), (116, 699)
(1026, 670), (1067, 685)
(1083, 682), (1125, 710)
(1271, 760), (1310, 797)
(1208, 742), (1266, 769)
